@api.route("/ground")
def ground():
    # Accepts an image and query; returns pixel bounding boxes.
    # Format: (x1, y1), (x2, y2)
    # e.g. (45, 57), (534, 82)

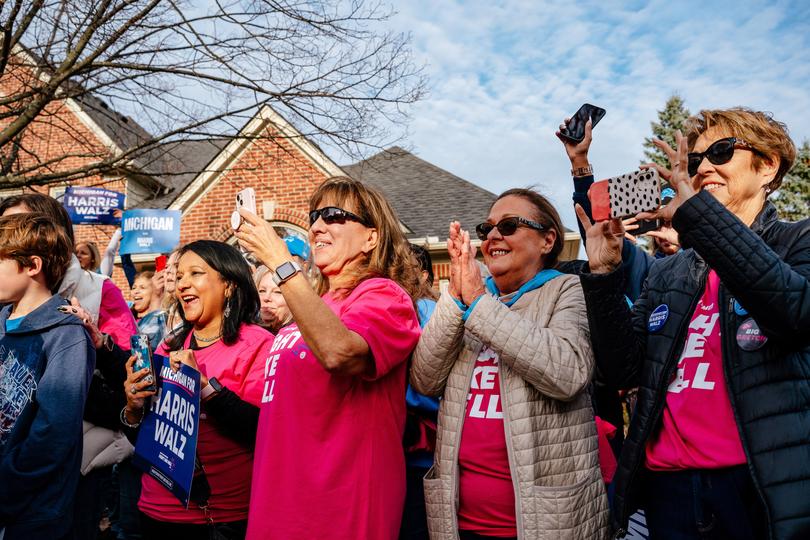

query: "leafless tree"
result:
(0, 0), (426, 189)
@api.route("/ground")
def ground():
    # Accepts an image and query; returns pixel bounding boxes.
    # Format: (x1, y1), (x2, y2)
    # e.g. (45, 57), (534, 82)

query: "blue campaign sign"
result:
(62, 186), (125, 225)
(132, 355), (200, 507)
(120, 209), (181, 255)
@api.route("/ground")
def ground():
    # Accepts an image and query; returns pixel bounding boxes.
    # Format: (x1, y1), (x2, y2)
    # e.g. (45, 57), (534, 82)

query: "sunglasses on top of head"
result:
(475, 216), (545, 241)
(308, 206), (369, 227)
(687, 137), (759, 177)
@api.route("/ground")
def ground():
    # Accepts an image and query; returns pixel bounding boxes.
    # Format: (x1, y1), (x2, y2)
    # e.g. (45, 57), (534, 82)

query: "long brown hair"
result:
(309, 176), (421, 301)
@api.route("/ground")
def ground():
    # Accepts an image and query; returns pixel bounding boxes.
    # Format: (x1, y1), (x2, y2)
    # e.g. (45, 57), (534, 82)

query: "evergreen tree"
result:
(643, 95), (691, 167)
(772, 140), (810, 221)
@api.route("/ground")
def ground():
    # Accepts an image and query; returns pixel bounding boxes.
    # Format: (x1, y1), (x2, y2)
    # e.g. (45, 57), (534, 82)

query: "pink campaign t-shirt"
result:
(246, 278), (420, 540)
(139, 324), (274, 523)
(646, 270), (747, 470)
(457, 346), (517, 537)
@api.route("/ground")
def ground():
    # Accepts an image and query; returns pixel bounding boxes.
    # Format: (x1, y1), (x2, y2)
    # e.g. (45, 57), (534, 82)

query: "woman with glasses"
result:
(236, 177), (421, 540)
(410, 188), (610, 539)
(577, 108), (810, 539)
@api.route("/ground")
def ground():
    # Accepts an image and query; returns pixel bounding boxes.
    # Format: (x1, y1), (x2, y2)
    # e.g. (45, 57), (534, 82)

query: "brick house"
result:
(2, 47), (580, 296)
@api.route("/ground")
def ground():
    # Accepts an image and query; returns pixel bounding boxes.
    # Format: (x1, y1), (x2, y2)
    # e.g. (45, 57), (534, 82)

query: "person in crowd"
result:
(0, 194), (137, 347)
(76, 241), (102, 272)
(0, 213), (95, 540)
(576, 108), (810, 538)
(131, 271), (167, 351)
(0, 193), (138, 540)
(400, 243), (439, 540)
(237, 176), (421, 540)
(60, 298), (140, 540)
(253, 265), (294, 334)
(410, 189), (610, 539)
(253, 235), (312, 334)
(161, 249), (184, 333)
(123, 240), (273, 539)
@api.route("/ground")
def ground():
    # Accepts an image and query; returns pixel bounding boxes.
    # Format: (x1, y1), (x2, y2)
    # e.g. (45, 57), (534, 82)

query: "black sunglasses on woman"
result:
(687, 137), (760, 177)
(475, 216), (545, 241)
(309, 206), (369, 227)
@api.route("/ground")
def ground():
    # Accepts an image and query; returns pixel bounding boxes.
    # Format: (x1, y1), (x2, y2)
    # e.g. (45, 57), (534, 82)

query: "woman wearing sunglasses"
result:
(577, 108), (810, 539)
(410, 188), (610, 539)
(235, 177), (421, 540)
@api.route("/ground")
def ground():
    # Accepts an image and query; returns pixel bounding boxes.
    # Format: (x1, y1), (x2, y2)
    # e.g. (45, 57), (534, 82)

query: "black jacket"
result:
(579, 191), (810, 539)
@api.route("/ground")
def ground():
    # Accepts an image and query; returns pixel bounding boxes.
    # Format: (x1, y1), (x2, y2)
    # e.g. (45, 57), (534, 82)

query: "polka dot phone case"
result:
(588, 168), (662, 220)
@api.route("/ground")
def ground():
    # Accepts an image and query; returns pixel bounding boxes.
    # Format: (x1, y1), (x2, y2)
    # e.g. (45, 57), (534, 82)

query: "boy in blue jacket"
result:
(0, 213), (95, 540)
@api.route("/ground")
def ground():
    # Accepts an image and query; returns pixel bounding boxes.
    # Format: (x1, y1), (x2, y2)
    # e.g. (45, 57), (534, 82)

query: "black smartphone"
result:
(631, 219), (662, 236)
(559, 103), (606, 143)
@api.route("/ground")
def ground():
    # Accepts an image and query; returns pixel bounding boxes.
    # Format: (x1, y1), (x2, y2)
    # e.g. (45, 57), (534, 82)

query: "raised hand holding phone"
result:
(637, 131), (698, 223)
(558, 103), (605, 143)
(234, 207), (292, 271)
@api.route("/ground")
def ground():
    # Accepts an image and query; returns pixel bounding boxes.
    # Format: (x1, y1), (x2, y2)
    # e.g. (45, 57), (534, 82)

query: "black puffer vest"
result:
(580, 191), (810, 539)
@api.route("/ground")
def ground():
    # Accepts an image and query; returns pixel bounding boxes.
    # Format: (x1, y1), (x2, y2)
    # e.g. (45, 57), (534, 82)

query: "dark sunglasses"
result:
(687, 137), (756, 177)
(475, 216), (545, 241)
(308, 206), (369, 227)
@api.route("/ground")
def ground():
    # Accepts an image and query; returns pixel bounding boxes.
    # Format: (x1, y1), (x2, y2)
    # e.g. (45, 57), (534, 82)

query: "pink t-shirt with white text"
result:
(457, 346), (517, 537)
(646, 270), (746, 470)
(139, 324), (273, 523)
(246, 278), (420, 540)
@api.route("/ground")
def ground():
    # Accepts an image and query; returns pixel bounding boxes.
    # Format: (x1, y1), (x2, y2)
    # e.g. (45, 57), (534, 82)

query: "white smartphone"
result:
(231, 187), (257, 230)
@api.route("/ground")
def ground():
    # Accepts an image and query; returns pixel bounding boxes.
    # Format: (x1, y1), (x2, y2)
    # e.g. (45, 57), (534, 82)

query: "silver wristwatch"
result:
(272, 260), (302, 286)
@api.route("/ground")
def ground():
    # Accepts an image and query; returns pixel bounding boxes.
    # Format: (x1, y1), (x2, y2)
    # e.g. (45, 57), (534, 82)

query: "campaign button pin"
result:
(736, 318), (768, 351)
(733, 299), (748, 317)
(648, 304), (669, 333)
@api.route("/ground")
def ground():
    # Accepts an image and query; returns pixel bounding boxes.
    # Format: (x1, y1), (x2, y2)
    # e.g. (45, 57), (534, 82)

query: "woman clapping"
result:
(411, 189), (610, 539)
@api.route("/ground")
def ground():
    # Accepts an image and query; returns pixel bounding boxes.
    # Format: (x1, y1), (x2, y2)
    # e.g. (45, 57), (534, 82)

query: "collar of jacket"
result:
(751, 200), (777, 234)
(485, 268), (564, 307)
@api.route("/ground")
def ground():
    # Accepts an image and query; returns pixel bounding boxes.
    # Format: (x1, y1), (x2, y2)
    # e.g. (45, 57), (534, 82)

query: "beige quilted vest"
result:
(410, 274), (610, 539)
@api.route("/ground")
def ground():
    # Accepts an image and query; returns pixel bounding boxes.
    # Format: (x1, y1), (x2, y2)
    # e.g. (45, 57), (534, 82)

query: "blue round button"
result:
(733, 299), (748, 317)
(648, 304), (669, 333)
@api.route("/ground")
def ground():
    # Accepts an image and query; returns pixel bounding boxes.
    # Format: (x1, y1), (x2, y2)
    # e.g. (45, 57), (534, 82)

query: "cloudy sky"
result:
(376, 0), (810, 233)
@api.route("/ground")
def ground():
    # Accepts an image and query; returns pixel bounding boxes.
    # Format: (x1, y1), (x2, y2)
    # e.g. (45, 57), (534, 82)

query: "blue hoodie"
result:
(0, 295), (95, 540)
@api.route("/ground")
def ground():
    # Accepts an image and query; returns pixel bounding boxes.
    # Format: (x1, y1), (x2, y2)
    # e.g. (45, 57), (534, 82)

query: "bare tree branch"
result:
(0, 0), (426, 190)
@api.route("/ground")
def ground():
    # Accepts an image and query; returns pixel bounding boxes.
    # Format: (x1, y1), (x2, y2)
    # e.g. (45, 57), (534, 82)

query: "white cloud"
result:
(360, 0), (810, 240)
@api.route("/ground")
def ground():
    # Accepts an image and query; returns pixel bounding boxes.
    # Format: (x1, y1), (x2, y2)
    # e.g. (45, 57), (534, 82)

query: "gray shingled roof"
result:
(134, 138), (230, 209)
(73, 93), (153, 154)
(343, 147), (497, 240)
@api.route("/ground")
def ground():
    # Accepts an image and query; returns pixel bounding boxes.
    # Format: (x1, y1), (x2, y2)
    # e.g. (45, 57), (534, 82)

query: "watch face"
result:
(277, 262), (296, 280)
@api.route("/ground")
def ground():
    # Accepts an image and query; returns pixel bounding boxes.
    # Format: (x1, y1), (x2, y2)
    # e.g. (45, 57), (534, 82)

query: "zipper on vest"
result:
(619, 265), (708, 528)
(718, 286), (774, 538)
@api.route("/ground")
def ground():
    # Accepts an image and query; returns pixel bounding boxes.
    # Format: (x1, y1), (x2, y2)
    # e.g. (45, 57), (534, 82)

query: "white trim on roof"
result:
(169, 105), (344, 214)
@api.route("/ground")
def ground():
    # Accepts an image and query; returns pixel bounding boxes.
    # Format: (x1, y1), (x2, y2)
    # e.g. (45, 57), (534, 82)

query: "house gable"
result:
(172, 106), (345, 244)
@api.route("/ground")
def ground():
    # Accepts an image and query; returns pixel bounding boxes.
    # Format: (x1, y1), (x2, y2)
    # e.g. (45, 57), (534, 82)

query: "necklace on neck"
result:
(193, 331), (222, 343)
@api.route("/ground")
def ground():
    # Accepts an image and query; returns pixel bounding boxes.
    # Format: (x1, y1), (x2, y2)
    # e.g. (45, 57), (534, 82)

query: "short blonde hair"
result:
(684, 108), (796, 192)
(309, 176), (421, 300)
(76, 241), (101, 270)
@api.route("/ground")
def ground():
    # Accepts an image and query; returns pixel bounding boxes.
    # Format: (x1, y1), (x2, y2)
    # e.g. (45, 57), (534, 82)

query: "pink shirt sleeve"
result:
(339, 278), (420, 380)
(99, 280), (138, 350)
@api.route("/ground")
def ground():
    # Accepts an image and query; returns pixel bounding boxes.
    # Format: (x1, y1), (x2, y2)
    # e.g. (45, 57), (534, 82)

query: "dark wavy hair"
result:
(165, 240), (260, 350)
